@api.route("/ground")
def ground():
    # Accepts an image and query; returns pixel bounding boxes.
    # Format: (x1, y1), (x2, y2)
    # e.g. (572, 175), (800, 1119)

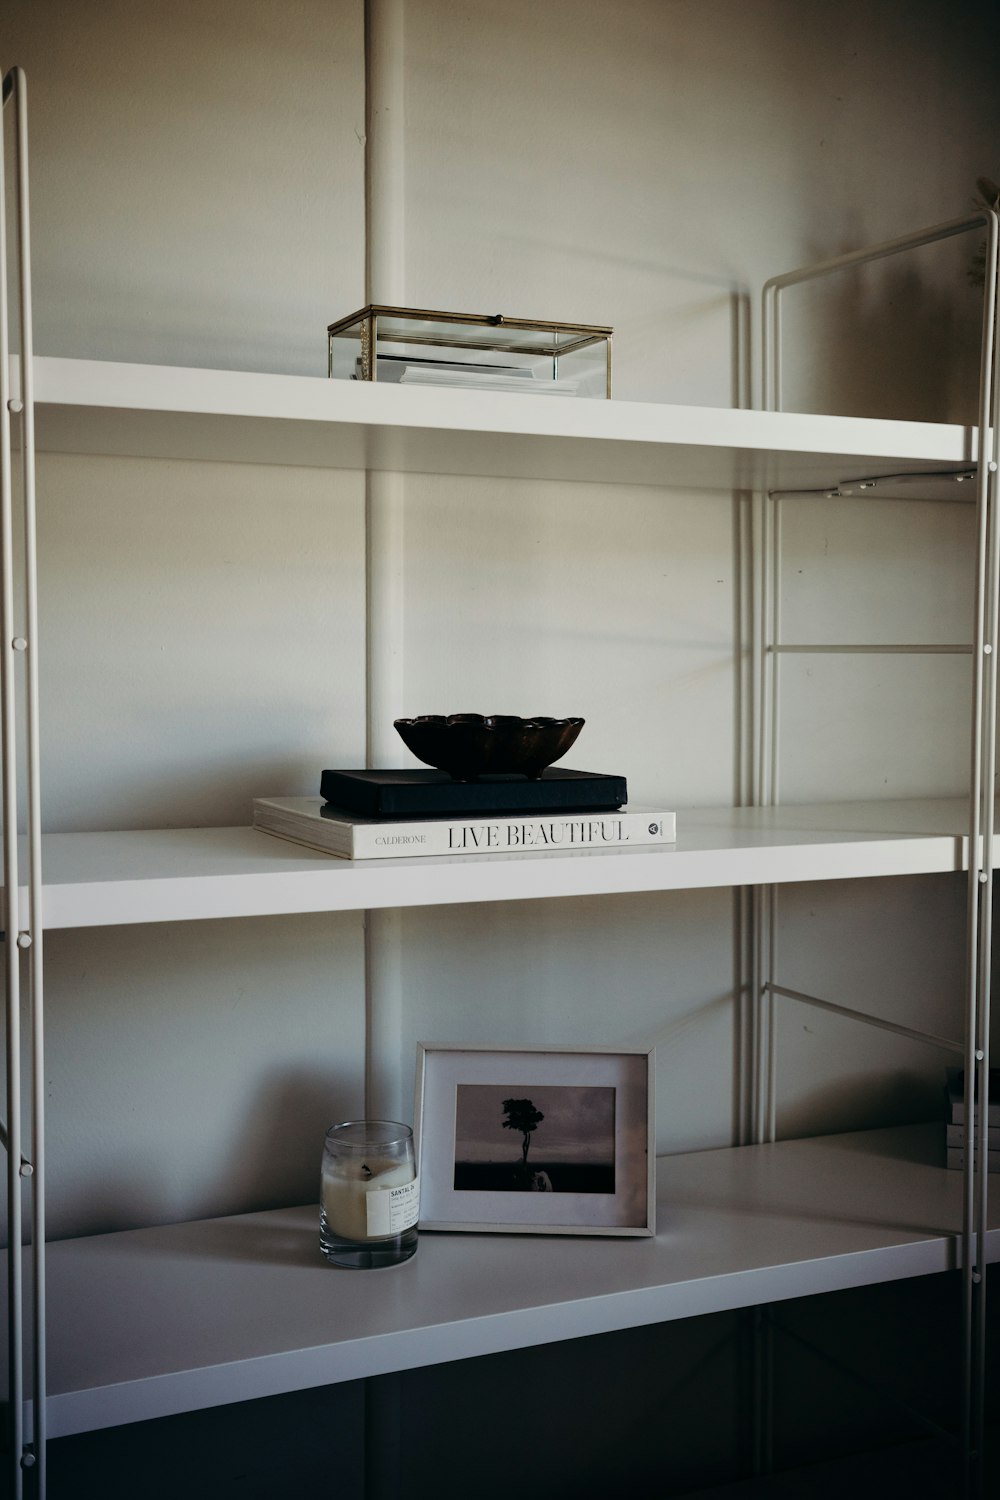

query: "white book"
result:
(252, 796), (676, 861)
(399, 366), (580, 396)
(355, 356), (536, 384)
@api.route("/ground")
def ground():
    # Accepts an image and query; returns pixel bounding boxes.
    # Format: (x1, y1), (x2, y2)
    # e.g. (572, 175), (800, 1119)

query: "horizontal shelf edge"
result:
(0, 809), (973, 929)
(5, 1123), (991, 1439)
(24, 357), (978, 492)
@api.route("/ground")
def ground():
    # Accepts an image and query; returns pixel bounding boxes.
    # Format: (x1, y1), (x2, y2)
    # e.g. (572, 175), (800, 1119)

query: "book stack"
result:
(253, 767), (677, 862)
(357, 356), (581, 397)
(944, 1067), (1000, 1172)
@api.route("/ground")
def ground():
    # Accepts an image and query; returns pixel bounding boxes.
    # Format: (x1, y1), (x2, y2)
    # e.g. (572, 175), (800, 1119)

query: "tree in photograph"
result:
(502, 1097), (544, 1186)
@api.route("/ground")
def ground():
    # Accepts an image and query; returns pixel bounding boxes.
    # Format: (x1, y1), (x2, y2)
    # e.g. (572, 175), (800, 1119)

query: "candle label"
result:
(366, 1176), (420, 1237)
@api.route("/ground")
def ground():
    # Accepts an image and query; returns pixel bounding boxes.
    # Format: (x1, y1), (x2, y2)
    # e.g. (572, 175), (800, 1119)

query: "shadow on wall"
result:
(223, 1063), (352, 1214)
(776, 1069), (947, 1144)
(779, 244), (983, 426)
(611, 269), (753, 409)
(48, 1063), (348, 1244)
(43, 754), (333, 835)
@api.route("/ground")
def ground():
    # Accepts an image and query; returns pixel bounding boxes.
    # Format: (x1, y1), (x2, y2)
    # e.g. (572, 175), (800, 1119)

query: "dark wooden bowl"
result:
(393, 714), (585, 781)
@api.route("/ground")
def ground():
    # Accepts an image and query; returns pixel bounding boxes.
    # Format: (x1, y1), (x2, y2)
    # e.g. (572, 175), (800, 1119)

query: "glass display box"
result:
(327, 305), (613, 398)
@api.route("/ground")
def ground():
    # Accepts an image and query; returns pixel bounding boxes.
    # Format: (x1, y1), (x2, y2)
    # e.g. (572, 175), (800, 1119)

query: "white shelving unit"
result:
(2, 354), (997, 1472)
(17, 1123), (1000, 1443)
(29, 353), (977, 492)
(11, 797), (979, 928)
(0, 29), (995, 1468)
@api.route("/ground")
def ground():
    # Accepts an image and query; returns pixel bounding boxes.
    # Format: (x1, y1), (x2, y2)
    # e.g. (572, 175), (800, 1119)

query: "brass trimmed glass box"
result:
(327, 305), (613, 398)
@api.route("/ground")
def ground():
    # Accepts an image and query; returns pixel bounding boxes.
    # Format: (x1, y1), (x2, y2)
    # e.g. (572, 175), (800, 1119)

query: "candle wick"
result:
(361, 1163), (373, 1179)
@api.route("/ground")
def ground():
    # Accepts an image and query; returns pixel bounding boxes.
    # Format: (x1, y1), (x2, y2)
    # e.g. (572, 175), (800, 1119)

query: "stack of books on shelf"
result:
(252, 767), (676, 861)
(357, 356), (581, 397)
(944, 1067), (1000, 1172)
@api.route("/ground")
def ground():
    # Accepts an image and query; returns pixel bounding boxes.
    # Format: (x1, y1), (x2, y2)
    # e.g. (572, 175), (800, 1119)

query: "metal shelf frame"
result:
(1, 64), (45, 1500)
(756, 209), (1000, 1497)
(2, 57), (999, 1497)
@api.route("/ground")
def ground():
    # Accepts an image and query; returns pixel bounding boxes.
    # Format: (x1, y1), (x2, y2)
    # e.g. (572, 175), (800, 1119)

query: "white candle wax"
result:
(322, 1156), (416, 1242)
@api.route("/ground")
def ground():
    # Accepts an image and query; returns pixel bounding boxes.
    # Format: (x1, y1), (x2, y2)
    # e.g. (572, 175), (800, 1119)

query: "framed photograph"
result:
(414, 1044), (655, 1236)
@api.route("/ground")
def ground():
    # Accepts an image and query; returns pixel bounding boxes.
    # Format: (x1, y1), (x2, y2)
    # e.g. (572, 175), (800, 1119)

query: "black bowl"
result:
(393, 714), (585, 781)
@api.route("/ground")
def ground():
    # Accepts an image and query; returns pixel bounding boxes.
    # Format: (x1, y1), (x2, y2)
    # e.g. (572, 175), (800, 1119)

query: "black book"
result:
(319, 766), (628, 819)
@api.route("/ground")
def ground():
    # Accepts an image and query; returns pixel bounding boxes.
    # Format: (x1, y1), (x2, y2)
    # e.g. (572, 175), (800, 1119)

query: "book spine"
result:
(946, 1121), (1000, 1148)
(946, 1146), (1000, 1172)
(349, 810), (675, 859)
(946, 1101), (1000, 1127)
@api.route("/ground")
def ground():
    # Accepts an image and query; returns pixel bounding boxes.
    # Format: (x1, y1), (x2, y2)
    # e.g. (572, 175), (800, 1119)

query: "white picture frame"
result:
(414, 1043), (655, 1236)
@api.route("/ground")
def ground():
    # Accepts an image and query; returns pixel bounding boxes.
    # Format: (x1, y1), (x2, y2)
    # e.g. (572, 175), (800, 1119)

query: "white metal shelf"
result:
(27, 355), (977, 493)
(3, 798), (978, 930)
(4, 1123), (994, 1441)
(10, 342), (994, 1489)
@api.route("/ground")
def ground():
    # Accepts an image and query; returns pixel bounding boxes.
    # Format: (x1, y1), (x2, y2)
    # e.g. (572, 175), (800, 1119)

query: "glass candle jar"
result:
(320, 1120), (419, 1269)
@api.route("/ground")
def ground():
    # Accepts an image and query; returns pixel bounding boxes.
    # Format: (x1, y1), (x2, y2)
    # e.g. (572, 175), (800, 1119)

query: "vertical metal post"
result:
(746, 466), (779, 1475)
(750, 490), (772, 1144)
(0, 67), (25, 1500)
(956, 207), (999, 1500)
(735, 490), (755, 1149)
(750, 485), (781, 1146)
(15, 64), (44, 1497)
(363, 0), (407, 1131)
(1, 62), (41, 1499)
(968, 208), (999, 1498)
(764, 500), (783, 1144)
(768, 500), (782, 818)
(363, 9), (406, 1500)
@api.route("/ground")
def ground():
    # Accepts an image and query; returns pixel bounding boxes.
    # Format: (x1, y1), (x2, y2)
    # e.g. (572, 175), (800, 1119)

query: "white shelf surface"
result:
(7, 1123), (995, 1439)
(8, 799), (975, 930)
(29, 356), (976, 493)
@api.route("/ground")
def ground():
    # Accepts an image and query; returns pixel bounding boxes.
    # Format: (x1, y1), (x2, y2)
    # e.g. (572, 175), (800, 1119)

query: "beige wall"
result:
(2, 0), (998, 1244)
(7, 0), (365, 373)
